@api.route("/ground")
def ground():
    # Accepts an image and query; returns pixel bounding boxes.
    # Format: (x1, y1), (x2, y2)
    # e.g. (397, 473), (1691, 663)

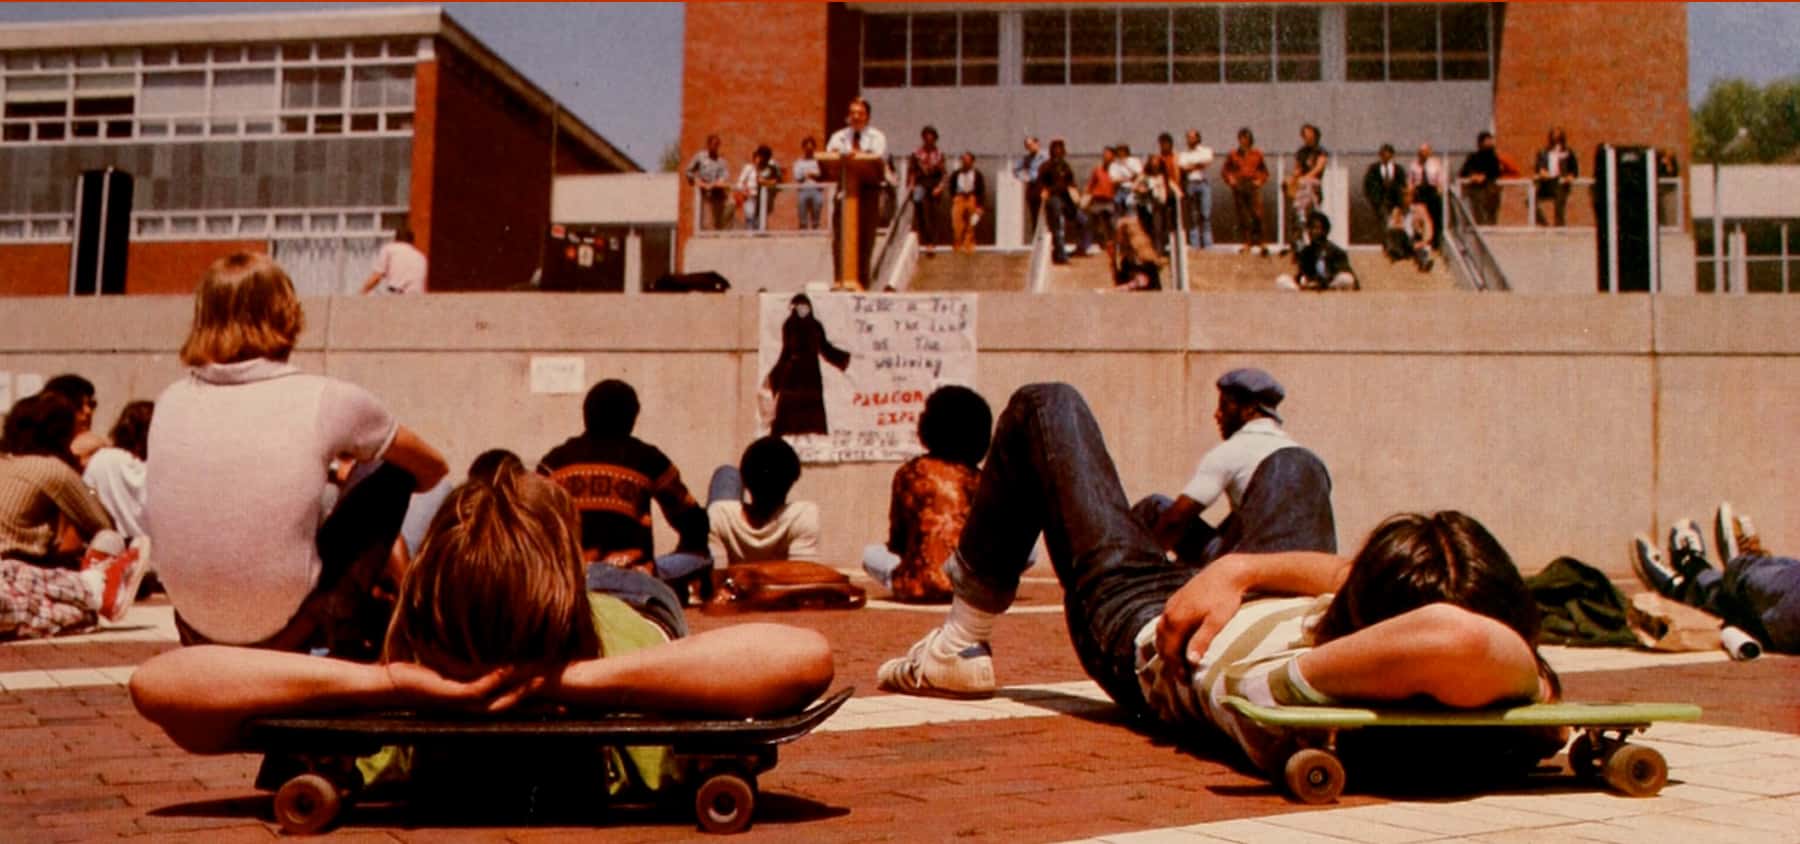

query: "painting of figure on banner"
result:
(757, 292), (978, 464)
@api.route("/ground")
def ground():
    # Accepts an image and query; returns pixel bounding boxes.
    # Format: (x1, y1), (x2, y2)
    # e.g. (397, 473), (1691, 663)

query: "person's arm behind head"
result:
(550, 623), (832, 718)
(1294, 603), (1545, 708)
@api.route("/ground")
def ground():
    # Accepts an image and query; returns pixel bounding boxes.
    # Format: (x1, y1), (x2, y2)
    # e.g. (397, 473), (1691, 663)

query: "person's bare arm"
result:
(129, 646), (528, 754)
(382, 425), (449, 491)
(1156, 550), (1349, 677)
(548, 623), (833, 718)
(361, 271), (384, 294)
(1294, 603), (1544, 707)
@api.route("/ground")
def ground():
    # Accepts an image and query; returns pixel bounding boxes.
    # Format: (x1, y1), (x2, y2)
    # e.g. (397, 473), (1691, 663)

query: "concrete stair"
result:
(902, 245), (1458, 293)
(906, 250), (1031, 292)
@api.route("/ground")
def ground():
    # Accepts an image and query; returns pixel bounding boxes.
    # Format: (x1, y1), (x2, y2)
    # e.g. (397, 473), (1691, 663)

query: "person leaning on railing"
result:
(792, 136), (826, 231)
(1533, 128), (1578, 227)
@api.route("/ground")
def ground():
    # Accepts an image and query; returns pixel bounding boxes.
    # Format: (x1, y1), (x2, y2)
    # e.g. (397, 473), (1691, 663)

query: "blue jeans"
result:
(1132, 448), (1337, 566)
(863, 543), (901, 589)
(1686, 553), (1800, 653)
(707, 465), (742, 506)
(586, 563), (688, 639)
(1185, 180), (1213, 249)
(1046, 193), (1088, 261)
(798, 187), (825, 230)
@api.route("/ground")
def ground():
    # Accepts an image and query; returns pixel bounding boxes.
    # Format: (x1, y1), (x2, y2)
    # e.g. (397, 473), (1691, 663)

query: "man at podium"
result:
(825, 97), (889, 290)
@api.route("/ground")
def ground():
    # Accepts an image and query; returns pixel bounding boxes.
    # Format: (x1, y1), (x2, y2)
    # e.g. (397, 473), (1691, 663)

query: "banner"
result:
(757, 292), (978, 463)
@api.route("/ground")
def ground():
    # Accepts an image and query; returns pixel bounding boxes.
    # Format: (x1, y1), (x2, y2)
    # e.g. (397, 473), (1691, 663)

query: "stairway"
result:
(906, 250), (1032, 292)
(901, 245), (1458, 293)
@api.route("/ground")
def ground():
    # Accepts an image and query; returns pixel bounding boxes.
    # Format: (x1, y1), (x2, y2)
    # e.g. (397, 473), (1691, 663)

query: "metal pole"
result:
(1713, 163), (1725, 292)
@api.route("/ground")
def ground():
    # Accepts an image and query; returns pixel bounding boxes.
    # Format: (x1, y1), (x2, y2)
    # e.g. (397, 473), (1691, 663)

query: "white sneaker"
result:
(877, 628), (996, 700)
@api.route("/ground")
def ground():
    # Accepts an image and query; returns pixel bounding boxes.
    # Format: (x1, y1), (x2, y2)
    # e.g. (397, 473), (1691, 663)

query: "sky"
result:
(0, 2), (1795, 168)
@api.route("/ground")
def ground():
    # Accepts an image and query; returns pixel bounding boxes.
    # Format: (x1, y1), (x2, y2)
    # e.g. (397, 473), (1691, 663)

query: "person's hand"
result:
(1154, 557), (1249, 689)
(385, 662), (550, 714)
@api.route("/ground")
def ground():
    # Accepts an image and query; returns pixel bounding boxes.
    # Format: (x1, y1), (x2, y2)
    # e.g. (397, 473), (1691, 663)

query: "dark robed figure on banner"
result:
(766, 294), (851, 436)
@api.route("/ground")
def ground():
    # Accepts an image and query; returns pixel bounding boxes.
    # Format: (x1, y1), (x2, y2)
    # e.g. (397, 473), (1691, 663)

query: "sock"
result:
(938, 599), (997, 654)
(80, 567), (107, 610)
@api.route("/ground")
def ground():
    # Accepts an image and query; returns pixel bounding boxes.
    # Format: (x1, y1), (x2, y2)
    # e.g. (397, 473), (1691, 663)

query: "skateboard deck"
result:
(1223, 696), (1700, 804)
(244, 687), (852, 835)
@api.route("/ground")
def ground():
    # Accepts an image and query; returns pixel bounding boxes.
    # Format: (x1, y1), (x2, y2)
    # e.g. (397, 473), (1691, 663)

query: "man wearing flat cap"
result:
(1139, 368), (1337, 565)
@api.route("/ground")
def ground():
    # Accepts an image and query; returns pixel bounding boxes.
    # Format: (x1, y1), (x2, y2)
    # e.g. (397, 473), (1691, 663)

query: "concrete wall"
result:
(1486, 230), (1696, 295)
(5, 291), (1796, 582)
(553, 174), (681, 226)
(682, 236), (833, 293)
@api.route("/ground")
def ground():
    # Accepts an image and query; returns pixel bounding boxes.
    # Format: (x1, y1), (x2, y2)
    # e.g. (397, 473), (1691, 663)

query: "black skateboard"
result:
(243, 687), (852, 835)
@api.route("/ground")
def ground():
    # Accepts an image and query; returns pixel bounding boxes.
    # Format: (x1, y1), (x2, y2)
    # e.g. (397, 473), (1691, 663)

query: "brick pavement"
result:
(2, 576), (1797, 842)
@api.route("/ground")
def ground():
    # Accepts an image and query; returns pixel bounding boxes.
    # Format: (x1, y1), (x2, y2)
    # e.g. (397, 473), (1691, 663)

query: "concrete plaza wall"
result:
(1487, 231), (1698, 295)
(2, 291), (1795, 582)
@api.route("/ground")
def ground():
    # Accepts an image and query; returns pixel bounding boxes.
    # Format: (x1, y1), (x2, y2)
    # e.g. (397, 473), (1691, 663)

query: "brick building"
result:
(678, 2), (1688, 253)
(0, 6), (636, 297)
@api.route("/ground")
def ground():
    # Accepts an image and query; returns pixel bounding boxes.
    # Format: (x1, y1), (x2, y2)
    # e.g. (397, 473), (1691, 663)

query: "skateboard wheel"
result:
(1602, 744), (1667, 797)
(273, 773), (342, 835)
(694, 772), (756, 834)
(1283, 748), (1345, 804)
(1568, 734), (1600, 779)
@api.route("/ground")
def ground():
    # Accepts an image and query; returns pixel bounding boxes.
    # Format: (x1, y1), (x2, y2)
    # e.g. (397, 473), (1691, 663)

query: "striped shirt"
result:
(0, 454), (112, 562)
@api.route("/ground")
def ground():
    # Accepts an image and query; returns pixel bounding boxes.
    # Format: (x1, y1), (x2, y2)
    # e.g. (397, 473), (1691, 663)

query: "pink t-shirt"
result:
(146, 359), (397, 643)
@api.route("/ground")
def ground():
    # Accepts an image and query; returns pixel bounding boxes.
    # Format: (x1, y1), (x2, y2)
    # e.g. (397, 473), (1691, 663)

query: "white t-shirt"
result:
(1179, 418), (1298, 510)
(706, 499), (820, 564)
(1108, 156), (1143, 187)
(370, 241), (427, 294)
(82, 446), (147, 540)
(1178, 146), (1215, 176)
(146, 359), (398, 643)
(826, 125), (887, 157)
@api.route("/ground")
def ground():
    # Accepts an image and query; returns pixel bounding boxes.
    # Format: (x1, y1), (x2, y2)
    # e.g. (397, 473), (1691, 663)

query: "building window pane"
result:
(1172, 7), (1221, 83)
(385, 111), (413, 131)
(212, 45), (243, 64)
(386, 38), (418, 58)
(5, 122), (32, 141)
(317, 43), (346, 60)
(961, 12), (999, 86)
(213, 68), (276, 114)
(910, 13), (958, 87)
(76, 50), (105, 69)
(315, 113), (343, 134)
(7, 74), (70, 95)
(1068, 9), (1118, 85)
(142, 71), (206, 115)
(352, 41), (383, 59)
(350, 112), (379, 132)
(1440, 3), (1490, 80)
(862, 14), (906, 88)
(1121, 8), (1169, 84)
(37, 122), (65, 140)
(4, 101), (67, 118)
(73, 96), (132, 116)
(1224, 6), (1272, 83)
(176, 46), (207, 65)
(315, 68), (345, 107)
(1276, 5), (1321, 82)
(283, 68), (315, 108)
(4, 53), (35, 70)
(281, 43), (311, 61)
(75, 72), (133, 91)
(1345, 6), (1386, 81)
(352, 66), (385, 107)
(105, 119), (131, 138)
(383, 66), (414, 107)
(248, 44), (278, 63)
(1022, 10), (1067, 85)
(1388, 4), (1438, 81)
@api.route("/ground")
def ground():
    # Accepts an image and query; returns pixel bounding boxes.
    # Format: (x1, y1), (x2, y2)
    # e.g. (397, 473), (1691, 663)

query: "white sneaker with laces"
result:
(877, 628), (996, 700)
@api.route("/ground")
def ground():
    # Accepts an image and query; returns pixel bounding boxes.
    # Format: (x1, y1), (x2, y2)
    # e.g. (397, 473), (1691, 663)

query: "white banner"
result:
(757, 292), (978, 463)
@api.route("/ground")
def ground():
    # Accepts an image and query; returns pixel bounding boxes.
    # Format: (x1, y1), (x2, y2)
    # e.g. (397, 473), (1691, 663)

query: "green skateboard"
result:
(1222, 697), (1702, 804)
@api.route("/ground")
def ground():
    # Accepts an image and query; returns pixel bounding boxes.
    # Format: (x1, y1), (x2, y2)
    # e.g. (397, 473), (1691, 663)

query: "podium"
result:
(817, 153), (887, 291)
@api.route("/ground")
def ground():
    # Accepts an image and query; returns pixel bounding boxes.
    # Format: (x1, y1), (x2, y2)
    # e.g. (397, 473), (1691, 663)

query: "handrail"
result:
(1168, 188), (1188, 292)
(691, 182), (835, 236)
(1442, 190), (1509, 292)
(1461, 177), (1683, 233)
(868, 184), (915, 292)
(1026, 203), (1053, 293)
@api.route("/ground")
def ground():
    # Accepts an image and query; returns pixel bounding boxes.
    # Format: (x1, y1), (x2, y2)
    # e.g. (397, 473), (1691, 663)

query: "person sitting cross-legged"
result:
(705, 436), (820, 567)
(1632, 503), (1800, 655)
(1277, 212), (1358, 292)
(863, 386), (992, 603)
(876, 383), (1561, 784)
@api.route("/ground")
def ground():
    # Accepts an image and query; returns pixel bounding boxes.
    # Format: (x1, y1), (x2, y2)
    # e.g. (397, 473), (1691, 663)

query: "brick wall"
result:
(0, 239), (267, 296)
(678, 3), (834, 262)
(1494, 2), (1689, 217)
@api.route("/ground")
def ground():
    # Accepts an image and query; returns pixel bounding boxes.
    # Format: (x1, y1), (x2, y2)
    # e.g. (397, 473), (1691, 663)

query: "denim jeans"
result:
(862, 543), (901, 589)
(586, 563), (689, 639)
(1685, 553), (1800, 653)
(1046, 193), (1088, 261)
(798, 188), (825, 230)
(949, 383), (1202, 717)
(1185, 180), (1213, 248)
(1131, 447), (1337, 566)
(707, 465), (742, 507)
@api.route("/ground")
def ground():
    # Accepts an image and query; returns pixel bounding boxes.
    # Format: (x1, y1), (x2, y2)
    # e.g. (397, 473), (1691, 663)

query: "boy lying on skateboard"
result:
(878, 383), (1561, 777)
(131, 464), (834, 768)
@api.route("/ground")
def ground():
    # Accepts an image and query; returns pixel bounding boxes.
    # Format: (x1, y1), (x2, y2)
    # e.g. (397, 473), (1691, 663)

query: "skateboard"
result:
(1222, 697), (1701, 804)
(242, 687), (852, 835)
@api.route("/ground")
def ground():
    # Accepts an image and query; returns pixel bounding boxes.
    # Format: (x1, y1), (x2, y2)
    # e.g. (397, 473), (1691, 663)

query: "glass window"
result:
(1022, 10), (1067, 85)
(385, 111), (414, 131)
(352, 41), (383, 59)
(961, 13), (999, 86)
(316, 67), (345, 108)
(1172, 7), (1221, 83)
(76, 50), (105, 69)
(1121, 9), (1169, 84)
(107, 48), (138, 67)
(1440, 3), (1490, 80)
(1068, 9), (1118, 85)
(283, 68), (316, 108)
(862, 14), (906, 88)
(73, 96), (132, 116)
(1388, 4), (1438, 81)
(350, 112), (379, 132)
(142, 71), (206, 114)
(141, 47), (173, 66)
(7, 74), (70, 95)
(75, 72), (133, 92)
(383, 66), (414, 107)
(4, 53), (36, 71)
(105, 119), (131, 138)
(213, 68), (276, 114)
(36, 121), (65, 141)
(281, 43), (311, 61)
(317, 43), (346, 60)
(910, 13), (958, 87)
(212, 45), (243, 64)
(352, 66), (385, 108)
(40, 52), (70, 70)
(4, 122), (31, 141)
(248, 44), (278, 63)
(1276, 5), (1321, 82)
(3, 101), (66, 118)
(1223, 6), (1272, 83)
(176, 46), (207, 65)
(315, 113), (343, 134)
(1345, 6), (1386, 81)
(387, 38), (418, 58)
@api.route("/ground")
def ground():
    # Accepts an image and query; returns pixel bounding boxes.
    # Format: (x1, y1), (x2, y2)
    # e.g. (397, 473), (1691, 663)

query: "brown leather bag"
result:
(704, 561), (866, 613)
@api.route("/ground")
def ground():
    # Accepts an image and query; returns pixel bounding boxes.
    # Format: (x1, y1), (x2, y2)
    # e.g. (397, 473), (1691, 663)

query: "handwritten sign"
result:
(757, 293), (977, 463)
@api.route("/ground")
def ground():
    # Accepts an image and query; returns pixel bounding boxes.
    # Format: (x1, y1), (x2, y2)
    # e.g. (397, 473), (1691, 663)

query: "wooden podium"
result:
(817, 153), (886, 291)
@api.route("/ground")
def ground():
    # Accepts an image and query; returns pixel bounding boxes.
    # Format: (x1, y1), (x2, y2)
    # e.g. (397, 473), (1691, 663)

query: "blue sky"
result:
(0, 3), (1793, 168)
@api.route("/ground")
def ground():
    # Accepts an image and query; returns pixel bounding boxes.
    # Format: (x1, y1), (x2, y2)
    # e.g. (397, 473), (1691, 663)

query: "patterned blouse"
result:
(884, 455), (980, 603)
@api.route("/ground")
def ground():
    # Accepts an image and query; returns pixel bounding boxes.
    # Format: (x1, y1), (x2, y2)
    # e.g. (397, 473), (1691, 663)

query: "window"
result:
(1223, 6), (1272, 83)
(1275, 6), (1321, 82)
(909, 14), (957, 87)
(1022, 11), (1067, 85)
(1344, 4), (1492, 83)
(863, 12), (1001, 89)
(961, 13), (999, 86)
(1121, 9), (1170, 84)
(141, 71), (206, 114)
(1068, 9), (1118, 85)
(862, 14), (906, 88)
(214, 68), (276, 114)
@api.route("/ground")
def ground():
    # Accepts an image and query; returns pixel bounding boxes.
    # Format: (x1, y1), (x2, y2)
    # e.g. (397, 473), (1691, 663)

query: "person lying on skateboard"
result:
(877, 383), (1561, 776)
(131, 463), (834, 766)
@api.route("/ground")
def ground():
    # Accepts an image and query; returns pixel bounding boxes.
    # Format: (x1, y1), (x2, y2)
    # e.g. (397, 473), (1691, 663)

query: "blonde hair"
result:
(383, 463), (601, 678)
(178, 252), (305, 366)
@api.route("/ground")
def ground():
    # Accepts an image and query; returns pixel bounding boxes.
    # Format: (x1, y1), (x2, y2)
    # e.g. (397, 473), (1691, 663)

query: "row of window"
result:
(2, 40), (419, 144)
(0, 206), (407, 242)
(862, 4), (1491, 89)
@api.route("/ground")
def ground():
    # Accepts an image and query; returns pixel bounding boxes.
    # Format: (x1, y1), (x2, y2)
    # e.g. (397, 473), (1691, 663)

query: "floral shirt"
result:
(884, 455), (979, 602)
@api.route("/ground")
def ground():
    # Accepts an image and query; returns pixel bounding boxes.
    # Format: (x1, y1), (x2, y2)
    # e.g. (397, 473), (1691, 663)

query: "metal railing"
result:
(1455, 178), (1684, 232)
(1442, 190), (1509, 292)
(868, 185), (916, 292)
(1026, 203), (1053, 293)
(690, 182), (835, 236)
